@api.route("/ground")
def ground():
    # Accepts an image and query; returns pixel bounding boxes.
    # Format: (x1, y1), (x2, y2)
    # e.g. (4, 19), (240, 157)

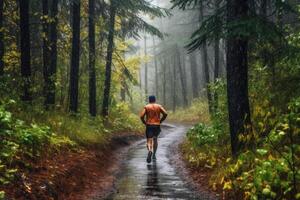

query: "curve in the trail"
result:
(104, 124), (215, 200)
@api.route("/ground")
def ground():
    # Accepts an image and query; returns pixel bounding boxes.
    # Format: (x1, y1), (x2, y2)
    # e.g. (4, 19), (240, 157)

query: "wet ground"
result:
(104, 124), (216, 200)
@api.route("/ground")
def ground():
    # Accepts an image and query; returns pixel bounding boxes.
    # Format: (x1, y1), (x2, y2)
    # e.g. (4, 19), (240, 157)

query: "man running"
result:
(140, 95), (168, 163)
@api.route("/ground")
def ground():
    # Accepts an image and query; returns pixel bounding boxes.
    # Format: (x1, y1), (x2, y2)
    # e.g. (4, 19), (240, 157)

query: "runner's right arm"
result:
(140, 108), (147, 125)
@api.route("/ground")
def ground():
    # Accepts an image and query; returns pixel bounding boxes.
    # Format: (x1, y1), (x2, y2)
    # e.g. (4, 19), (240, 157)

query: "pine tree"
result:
(88, 0), (97, 116)
(102, 1), (116, 117)
(47, 0), (58, 106)
(42, 0), (51, 108)
(19, 0), (31, 101)
(69, 0), (81, 113)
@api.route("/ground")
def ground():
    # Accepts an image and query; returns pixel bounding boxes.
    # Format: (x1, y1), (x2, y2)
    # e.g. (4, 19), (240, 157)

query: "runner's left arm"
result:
(160, 106), (168, 124)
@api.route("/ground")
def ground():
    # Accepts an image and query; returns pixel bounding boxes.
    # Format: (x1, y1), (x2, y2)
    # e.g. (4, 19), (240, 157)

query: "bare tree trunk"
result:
(172, 54), (177, 112)
(48, 0), (58, 106)
(176, 46), (188, 107)
(19, 0), (31, 101)
(153, 37), (158, 99)
(0, 0), (4, 76)
(88, 0), (97, 116)
(102, 2), (116, 117)
(200, 1), (213, 114)
(227, 0), (252, 157)
(144, 35), (148, 96)
(42, 0), (50, 108)
(213, 0), (221, 111)
(161, 58), (167, 106)
(189, 52), (199, 99)
(69, 0), (81, 113)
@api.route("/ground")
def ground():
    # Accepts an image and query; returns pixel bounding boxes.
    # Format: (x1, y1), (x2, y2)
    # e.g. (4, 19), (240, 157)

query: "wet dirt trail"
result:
(103, 124), (215, 200)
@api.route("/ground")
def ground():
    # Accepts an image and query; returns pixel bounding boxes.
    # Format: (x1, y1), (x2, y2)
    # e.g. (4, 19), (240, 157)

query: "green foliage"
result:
(220, 98), (300, 199)
(0, 101), (74, 186)
(187, 123), (222, 146)
(182, 81), (230, 168)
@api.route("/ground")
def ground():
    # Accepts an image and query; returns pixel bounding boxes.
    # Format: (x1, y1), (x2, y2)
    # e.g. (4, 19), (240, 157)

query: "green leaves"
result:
(187, 122), (224, 146)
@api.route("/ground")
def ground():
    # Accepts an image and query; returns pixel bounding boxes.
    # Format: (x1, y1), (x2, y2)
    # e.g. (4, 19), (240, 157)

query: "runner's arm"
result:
(160, 106), (168, 124)
(140, 108), (147, 125)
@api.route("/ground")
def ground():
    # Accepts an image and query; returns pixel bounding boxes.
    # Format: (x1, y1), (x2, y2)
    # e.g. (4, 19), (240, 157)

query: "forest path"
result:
(102, 124), (215, 200)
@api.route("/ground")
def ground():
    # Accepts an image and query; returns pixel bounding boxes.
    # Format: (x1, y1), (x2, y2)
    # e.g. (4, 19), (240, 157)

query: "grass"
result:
(168, 99), (211, 124)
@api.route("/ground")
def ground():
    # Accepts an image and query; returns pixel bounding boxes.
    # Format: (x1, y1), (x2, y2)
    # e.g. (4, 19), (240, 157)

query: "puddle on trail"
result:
(103, 125), (216, 200)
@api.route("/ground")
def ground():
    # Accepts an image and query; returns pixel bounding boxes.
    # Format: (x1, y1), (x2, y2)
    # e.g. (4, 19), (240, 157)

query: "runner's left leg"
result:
(147, 138), (153, 152)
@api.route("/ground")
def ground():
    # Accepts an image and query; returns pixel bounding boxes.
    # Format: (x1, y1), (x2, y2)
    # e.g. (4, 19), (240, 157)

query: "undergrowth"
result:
(0, 100), (143, 198)
(181, 77), (300, 199)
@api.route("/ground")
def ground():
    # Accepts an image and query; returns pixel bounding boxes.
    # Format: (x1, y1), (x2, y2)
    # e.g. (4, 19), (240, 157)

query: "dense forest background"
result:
(0, 0), (299, 199)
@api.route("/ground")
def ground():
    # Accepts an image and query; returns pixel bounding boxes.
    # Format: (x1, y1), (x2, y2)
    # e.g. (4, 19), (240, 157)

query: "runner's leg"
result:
(153, 137), (158, 155)
(147, 138), (153, 152)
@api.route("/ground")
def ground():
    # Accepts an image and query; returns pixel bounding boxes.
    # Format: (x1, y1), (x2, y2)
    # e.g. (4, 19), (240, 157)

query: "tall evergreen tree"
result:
(226, 0), (251, 156)
(199, 1), (213, 114)
(42, 0), (51, 108)
(19, 0), (31, 101)
(189, 52), (199, 99)
(176, 47), (188, 107)
(47, 0), (59, 106)
(88, 0), (97, 116)
(102, 1), (116, 117)
(153, 37), (159, 99)
(69, 0), (81, 113)
(144, 35), (148, 96)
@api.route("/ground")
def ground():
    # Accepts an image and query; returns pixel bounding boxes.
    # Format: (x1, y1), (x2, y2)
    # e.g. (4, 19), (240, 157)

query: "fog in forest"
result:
(132, 0), (226, 112)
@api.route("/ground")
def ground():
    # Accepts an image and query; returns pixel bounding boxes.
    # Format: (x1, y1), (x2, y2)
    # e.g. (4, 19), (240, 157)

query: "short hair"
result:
(149, 95), (156, 103)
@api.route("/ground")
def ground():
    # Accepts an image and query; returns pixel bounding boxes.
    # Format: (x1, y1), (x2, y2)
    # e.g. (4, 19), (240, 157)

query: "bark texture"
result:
(69, 1), (81, 113)
(226, 0), (252, 157)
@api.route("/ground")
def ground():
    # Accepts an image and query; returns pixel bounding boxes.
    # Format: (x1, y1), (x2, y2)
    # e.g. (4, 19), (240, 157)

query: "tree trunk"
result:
(153, 37), (158, 99)
(0, 0), (4, 76)
(226, 0), (252, 157)
(101, 3), (116, 117)
(200, 1), (213, 114)
(144, 35), (148, 96)
(47, 0), (58, 106)
(213, 0), (221, 111)
(19, 0), (31, 101)
(42, 0), (51, 108)
(176, 46), (188, 107)
(181, 50), (189, 105)
(213, 37), (220, 111)
(189, 52), (199, 99)
(172, 54), (177, 112)
(69, 0), (81, 113)
(88, 0), (96, 116)
(161, 58), (167, 106)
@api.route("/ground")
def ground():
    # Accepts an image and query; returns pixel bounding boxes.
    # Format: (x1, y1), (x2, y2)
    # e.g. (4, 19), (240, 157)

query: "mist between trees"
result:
(137, 0), (226, 112)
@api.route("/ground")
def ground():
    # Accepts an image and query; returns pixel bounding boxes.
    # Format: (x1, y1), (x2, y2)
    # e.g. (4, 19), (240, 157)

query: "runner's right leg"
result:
(153, 137), (158, 159)
(146, 138), (153, 163)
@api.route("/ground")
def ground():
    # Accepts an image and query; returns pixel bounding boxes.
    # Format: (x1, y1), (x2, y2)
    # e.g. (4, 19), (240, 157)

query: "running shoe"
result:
(147, 151), (152, 163)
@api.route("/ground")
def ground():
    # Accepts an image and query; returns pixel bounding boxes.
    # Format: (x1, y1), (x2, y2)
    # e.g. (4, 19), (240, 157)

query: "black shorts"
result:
(146, 125), (161, 138)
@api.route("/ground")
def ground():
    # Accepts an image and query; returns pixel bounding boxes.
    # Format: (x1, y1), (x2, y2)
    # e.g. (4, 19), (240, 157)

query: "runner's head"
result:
(149, 95), (156, 103)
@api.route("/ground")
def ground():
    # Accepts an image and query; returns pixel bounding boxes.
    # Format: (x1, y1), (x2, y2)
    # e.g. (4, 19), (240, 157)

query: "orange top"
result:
(140, 103), (167, 125)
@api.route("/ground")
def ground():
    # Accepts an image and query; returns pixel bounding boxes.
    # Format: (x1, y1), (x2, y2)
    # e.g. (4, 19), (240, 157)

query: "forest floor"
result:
(3, 123), (219, 200)
(3, 132), (143, 200)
